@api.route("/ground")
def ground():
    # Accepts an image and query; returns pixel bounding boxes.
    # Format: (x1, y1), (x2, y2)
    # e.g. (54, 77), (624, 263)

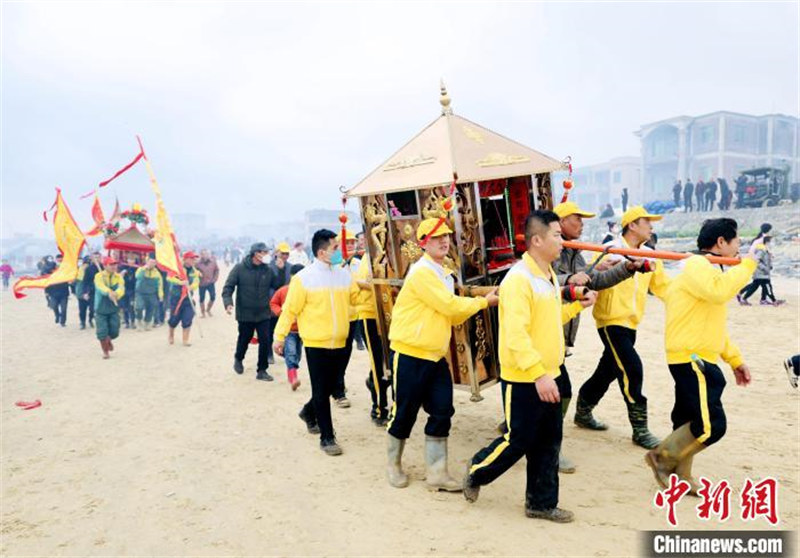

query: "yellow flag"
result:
(14, 190), (85, 298)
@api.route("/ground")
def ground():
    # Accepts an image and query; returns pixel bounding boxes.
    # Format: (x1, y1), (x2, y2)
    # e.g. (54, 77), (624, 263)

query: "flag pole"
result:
(136, 136), (203, 338)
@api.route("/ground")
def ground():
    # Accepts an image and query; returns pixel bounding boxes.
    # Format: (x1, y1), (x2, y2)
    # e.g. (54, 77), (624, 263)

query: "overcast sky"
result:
(2, 1), (797, 239)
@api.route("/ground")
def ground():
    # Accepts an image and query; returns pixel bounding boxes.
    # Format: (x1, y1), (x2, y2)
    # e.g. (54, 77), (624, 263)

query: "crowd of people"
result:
(10, 203), (798, 524)
(673, 176), (742, 212)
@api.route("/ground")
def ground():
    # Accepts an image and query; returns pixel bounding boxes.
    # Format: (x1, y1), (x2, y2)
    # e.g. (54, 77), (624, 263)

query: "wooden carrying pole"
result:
(562, 240), (742, 266)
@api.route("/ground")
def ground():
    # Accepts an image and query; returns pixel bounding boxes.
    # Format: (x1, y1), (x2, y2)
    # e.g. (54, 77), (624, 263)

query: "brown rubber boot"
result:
(675, 439), (707, 497)
(645, 423), (701, 489)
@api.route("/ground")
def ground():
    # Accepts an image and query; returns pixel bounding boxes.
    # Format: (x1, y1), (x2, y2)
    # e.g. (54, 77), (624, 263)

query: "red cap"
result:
(183, 251), (199, 260)
(102, 256), (118, 266)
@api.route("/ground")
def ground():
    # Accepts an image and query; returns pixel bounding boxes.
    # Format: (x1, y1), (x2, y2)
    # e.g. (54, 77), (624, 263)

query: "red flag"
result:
(98, 149), (145, 188)
(85, 195), (106, 237)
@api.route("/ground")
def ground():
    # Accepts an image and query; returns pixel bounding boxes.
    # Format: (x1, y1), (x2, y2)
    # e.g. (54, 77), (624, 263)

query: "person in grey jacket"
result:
(553, 201), (644, 472)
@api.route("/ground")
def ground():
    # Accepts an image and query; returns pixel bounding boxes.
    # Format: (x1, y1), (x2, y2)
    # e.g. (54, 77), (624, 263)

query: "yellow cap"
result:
(554, 201), (596, 219)
(416, 218), (454, 241)
(337, 229), (357, 242)
(621, 206), (663, 228)
(276, 242), (291, 253)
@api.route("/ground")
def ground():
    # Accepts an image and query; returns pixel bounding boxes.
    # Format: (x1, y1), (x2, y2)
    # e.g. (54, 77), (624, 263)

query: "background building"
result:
(553, 157), (642, 213)
(304, 209), (360, 243)
(636, 112), (799, 202)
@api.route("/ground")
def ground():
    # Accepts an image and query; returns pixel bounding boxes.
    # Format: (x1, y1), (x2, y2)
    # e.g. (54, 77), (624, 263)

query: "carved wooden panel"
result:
(360, 196), (395, 279)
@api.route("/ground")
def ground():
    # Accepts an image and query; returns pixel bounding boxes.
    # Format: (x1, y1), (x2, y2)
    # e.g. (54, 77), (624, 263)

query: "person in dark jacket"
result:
(695, 180), (705, 212)
(621, 188), (629, 212)
(672, 180), (682, 208)
(683, 180), (694, 212)
(45, 254), (70, 327)
(266, 242), (293, 364)
(550, 201), (642, 473)
(119, 254), (139, 329)
(705, 179), (718, 211)
(222, 242), (284, 381)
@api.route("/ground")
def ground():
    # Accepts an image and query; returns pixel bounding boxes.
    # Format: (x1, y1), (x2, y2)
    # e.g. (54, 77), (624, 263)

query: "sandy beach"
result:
(1, 269), (798, 556)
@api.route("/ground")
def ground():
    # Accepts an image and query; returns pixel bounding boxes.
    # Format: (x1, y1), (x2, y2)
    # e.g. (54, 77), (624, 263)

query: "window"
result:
(386, 191), (419, 219)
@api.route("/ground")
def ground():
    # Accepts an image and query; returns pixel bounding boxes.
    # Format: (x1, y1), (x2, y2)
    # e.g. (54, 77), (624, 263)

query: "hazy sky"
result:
(2, 1), (797, 239)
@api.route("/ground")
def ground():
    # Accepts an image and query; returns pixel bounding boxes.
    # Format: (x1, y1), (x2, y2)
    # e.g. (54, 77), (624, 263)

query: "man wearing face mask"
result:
(385, 218), (499, 492)
(222, 242), (283, 382)
(273, 229), (359, 456)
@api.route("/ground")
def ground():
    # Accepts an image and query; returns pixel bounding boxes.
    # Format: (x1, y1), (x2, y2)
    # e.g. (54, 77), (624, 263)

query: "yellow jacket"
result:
(665, 255), (756, 369)
(94, 270), (125, 297)
(389, 254), (488, 362)
(275, 260), (357, 349)
(499, 253), (584, 382)
(352, 258), (377, 320)
(592, 237), (670, 329)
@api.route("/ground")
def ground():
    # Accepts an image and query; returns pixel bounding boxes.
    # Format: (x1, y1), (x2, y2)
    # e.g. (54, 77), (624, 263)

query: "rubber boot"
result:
(559, 397), (576, 474)
(100, 338), (110, 359)
(287, 368), (300, 391)
(627, 401), (660, 449)
(182, 327), (192, 347)
(386, 434), (409, 488)
(574, 396), (608, 430)
(168, 327), (175, 345)
(645, 423), (700, 489)
(424, 436), (461, 492)
(674, 439), (707, 497)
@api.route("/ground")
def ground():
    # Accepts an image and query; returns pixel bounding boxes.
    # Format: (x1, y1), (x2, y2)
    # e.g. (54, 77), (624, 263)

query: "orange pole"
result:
(562, 240), (741, 266)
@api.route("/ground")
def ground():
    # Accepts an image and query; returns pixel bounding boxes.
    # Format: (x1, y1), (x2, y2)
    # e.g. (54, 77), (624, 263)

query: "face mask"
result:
(329, 249), (343, 266)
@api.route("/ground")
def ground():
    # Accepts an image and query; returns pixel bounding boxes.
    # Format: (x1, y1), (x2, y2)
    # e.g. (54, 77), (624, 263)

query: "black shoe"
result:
(525, 506), (574, 523)
(256, 370), (274, 382)
(60, 323), (66, 328)
(298, 408), (320, 434)
(80, 324), (86, 330)
(463, 465), (480, 503)
(356, 342), (366, 351)
(371, 415), (389, 427)
(233, 359), (244, 374)
(320, 438), (343, 456)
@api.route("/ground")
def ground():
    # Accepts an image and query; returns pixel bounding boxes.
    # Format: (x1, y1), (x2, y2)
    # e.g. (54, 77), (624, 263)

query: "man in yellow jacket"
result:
(463, 210), (596, 523)
(386, 217), (498, 491)
(274, 229), (358, 457)
(353, 258), (391, 426)
(575, 206), (670, 449)
(647, 218), (757, 493)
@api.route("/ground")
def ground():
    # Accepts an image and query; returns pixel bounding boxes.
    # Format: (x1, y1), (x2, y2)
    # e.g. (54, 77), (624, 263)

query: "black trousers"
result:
(386, 352), (454, 439)
(579, 326), (645, 406)
(363, 318), (390, 419)
(50, 293), (68, 325)
(266, 315), (277, 359)
(558, 363), (571, 399)
(668, 361), (727, 447)
(301, 346), (349, 443)
(78, 296), (94, 326)
(332, 320), (357, 399)
(684, 195), (693, 212)
(740, 278), (775, 302)
(121, 293), (136, 326)
(469, 376), (564, 511)
(235, 319), (272, 372)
